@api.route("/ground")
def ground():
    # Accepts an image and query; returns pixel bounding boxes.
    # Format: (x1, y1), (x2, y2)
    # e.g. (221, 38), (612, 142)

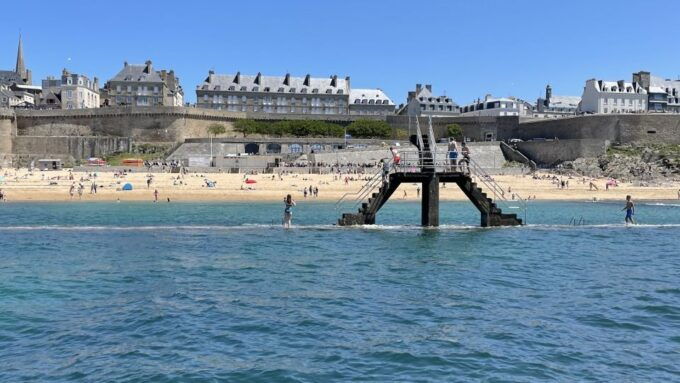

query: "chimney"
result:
(233, 71), (240, 84)
(254, 72), (261, 85)
(208, 69), (215, 75)
(144, 60), (153, 74)
(345, 76), (350, 90)
(124, 61), (128, 67)
(284, 73), (290, 86)
(416, 83), (422, 93)
(303, 74), (311, 87)
(425, 84), (432, 92)
(330, 74), (337, 87)
(62, 68), (69, 76)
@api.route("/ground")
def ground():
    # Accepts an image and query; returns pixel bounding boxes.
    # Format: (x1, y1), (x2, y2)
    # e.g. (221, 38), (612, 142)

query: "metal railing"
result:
(392, 149), (529, 223)
(334, 161), (391, 212)
(467, 157), (528, 223)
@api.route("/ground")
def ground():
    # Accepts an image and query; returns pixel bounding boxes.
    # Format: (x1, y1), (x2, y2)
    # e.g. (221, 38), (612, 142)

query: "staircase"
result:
(338, 175), (401, 226)
(456, 173), (523, 226)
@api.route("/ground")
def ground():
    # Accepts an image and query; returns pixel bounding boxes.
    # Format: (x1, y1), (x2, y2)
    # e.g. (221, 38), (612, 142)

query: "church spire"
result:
(15, 34), (25, 79)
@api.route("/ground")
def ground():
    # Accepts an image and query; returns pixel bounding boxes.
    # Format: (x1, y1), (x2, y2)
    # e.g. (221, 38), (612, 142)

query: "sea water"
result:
(1, 201), (679, 382)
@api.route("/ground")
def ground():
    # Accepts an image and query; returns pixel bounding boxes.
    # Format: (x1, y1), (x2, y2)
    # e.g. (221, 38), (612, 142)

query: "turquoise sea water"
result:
(1, 201), (679, 382)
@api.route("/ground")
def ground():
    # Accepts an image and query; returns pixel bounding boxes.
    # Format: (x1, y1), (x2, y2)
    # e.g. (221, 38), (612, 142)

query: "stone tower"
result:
(15, 35), (31, 84)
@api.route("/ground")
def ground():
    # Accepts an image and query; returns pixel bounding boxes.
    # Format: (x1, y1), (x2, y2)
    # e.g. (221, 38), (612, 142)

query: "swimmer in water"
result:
(283, 194), (296, 228)
(622, 195), (635, 224)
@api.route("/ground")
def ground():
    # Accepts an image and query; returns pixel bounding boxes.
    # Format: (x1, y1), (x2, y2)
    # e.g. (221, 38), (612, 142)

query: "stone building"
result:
(632, 71), (680, 113)
(580, 79), (647, 114)
(0, 35), (39, 108)
(348, 88), (395, 115)
(103, 61), (183, 107)
(534, 85), (580, 118)
(41, 69), (100, 109)
(196, 71), (351, 114)
(397, 84), (459, 117)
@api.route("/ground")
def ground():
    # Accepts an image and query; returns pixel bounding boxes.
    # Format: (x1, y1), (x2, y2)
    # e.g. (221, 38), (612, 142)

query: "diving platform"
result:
(335, 117), (526, 227)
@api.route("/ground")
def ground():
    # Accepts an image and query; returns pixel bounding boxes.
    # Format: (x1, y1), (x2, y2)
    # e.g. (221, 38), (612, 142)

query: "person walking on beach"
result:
(283, 194), (296, 228)
(0, 188), (5, 202)
(622, 195), (636, 224)
(77, 183), (84, 200)
(69, 183), (75, 199)
(153, 189), (159, 203)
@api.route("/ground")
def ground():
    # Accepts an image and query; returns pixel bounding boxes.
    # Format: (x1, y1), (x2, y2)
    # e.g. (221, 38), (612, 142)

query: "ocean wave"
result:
(641, 202), (680, 207)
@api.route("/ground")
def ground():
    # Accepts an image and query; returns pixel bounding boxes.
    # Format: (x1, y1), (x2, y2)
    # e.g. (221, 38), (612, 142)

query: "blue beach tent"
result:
(122, 183), (133, 191)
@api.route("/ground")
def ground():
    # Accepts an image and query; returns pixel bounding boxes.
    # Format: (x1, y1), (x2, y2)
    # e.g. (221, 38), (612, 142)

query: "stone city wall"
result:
(0, 108), (17, 167)
(11, 136), (132, 167)
(514, 139), (608, 167)
(501, 114), (680, 145)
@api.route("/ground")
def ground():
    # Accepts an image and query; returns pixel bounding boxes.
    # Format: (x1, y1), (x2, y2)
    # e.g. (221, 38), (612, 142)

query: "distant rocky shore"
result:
(557, 145), (680, 183)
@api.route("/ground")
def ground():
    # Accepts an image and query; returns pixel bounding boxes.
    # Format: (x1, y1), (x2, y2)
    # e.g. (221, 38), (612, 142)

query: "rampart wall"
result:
(514, 139), (608, 167)
(503, 114), (680, 145)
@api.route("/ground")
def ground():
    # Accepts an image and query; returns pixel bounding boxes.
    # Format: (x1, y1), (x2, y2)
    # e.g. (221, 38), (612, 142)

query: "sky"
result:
(2, 0), (680, 105)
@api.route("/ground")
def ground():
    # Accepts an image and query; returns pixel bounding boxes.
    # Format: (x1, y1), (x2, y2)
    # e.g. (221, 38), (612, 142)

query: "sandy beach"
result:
(0, 168), (678, 203)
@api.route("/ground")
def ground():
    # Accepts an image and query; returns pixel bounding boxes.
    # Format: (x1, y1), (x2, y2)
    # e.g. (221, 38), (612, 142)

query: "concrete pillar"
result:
(421, 175), (439, 226)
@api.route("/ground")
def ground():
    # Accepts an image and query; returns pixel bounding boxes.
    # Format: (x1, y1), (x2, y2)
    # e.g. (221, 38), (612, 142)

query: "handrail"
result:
(467, 157), (528, 223)
(334, 161), (390, 211)
(414, 117), (425, 152)
(427, 116), (437, 161)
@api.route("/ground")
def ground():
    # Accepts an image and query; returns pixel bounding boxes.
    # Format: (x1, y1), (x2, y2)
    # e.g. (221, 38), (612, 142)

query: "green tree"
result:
(347, 119), (391, 138)
(447, 123), (463, 140)
(207, 123), (227, 137)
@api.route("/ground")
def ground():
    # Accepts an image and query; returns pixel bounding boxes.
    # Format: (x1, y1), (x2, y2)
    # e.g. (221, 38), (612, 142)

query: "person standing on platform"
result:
(448, 138), (458, 171)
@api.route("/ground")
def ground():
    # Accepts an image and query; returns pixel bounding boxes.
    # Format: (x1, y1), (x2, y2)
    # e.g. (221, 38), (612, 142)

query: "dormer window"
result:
(289, 88), (296, 93)
(252, 86), (259, 92)
(240, 86), (247, 91)
(278, 87), (284, 92)
(312, 88), (319, 94)
(369, 100), (375, 104)
(337, 90), (343, 94)
(354, 99), (360, 104)
(301, 88), (307, 93)
(263, 87), (270, 92)
(228, 86), (235, 91)
(325, 89), (332, 94)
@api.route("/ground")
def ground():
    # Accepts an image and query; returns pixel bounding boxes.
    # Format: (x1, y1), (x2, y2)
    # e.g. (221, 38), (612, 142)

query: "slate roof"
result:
(199, 72), (349, 95)
(110, 64), (162, 83)
(349, 88), (394, 105)
(0, 70), (23, 86)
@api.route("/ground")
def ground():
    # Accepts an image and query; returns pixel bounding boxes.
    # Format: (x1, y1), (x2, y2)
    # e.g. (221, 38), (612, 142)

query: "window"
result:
(290, 144), (303, 153)
(116, 85), (121, 92)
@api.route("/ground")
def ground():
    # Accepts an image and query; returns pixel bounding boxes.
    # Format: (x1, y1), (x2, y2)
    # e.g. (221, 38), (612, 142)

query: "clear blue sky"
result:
(2, 0), (679, 105)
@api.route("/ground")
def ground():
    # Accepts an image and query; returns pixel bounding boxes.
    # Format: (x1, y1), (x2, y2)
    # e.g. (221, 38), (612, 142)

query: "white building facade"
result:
(459, 95), (527, 117)
(580, 79), (647, 114)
